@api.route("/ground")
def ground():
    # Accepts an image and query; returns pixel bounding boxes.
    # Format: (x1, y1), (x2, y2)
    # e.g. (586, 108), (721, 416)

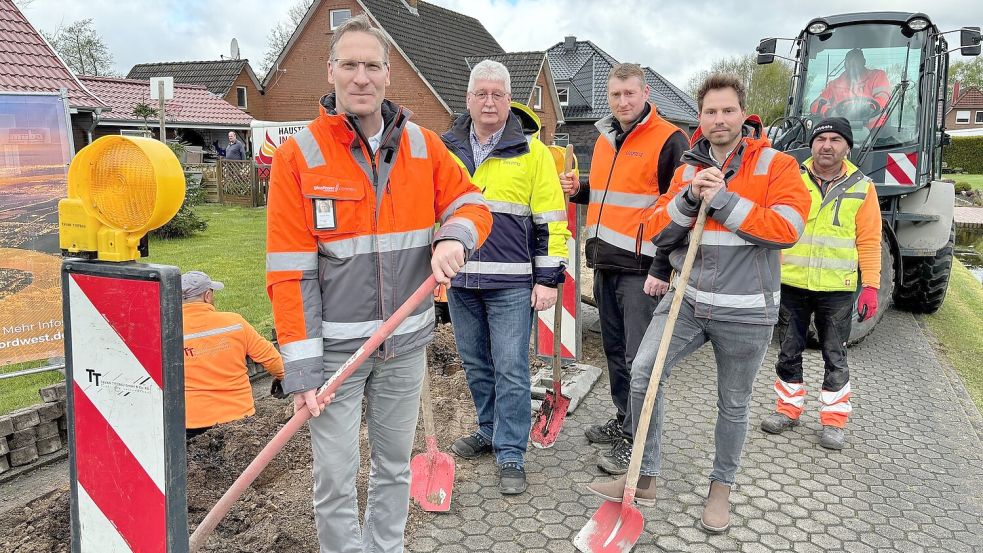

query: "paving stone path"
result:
(407, 309), (983, 552)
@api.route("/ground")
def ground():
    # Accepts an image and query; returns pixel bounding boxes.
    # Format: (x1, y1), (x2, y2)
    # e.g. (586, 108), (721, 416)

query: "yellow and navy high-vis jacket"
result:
(441, 107), (570, 289)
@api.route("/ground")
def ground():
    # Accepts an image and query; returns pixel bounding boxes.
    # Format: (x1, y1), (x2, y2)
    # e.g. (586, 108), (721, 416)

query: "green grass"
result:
(922, 258), (983, 412)
(1, 205), (270, 416)
(955, 174), (983, 191)
(0, 360), (63, 415)
(146, 205), (271, 337)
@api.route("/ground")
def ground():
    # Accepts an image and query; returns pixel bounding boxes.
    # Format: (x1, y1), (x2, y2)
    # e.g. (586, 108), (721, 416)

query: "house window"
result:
(236, 86), (247, 109)
(955, 110), (970, 124)
(557, 87), (569, 107)
(554, 133), (569, 147)
(532, 86), (542, 109)
(330, 9), (351, 30)
(976, 111), (983, 124)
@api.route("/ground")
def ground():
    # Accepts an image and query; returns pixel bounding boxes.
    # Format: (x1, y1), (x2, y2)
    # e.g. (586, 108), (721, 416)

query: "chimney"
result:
(407, 0), (417, 7)
(564, 36), (576, 52)
(953, 80), (961, 103)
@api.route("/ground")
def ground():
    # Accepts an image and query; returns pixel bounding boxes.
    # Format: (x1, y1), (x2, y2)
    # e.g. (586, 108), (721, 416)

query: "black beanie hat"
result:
(810, 117), (853, 149)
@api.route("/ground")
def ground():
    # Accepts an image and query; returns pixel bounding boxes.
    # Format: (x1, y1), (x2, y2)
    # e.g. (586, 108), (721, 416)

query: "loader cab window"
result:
(800, 24), (925, 148)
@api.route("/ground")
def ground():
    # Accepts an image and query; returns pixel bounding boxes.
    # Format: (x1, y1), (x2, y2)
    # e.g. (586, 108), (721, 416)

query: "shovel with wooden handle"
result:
(409, 369), (455, 511)
(530, 144), (576, 449)
(188, 275), (438, 552)
(574, 205), (708, 553)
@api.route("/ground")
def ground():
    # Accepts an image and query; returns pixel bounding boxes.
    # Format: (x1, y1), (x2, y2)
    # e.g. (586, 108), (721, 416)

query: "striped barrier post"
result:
(63, 260), (188, 553)
(535, 201), (582, 362)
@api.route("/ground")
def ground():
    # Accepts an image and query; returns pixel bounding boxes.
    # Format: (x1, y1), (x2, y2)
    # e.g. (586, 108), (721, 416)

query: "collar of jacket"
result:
(681, 115), (766, 180)
(318, 93), (410, 151)
(594, 101), (654, 149)
(442, 111), (529, 175)
(182, 302), (216, 314)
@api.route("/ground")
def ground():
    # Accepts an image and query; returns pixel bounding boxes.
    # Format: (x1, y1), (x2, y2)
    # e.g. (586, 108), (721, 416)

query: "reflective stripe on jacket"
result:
(182, 302), (283, 428)
(781, 158), (881, 292)
(585, 103), (686, 274)
(442, 108), (570, 289)
(266, 95), (492, 393)
(647, 116), (812, 325)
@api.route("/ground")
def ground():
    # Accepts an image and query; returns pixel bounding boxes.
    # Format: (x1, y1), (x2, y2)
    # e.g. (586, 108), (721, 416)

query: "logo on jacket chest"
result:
(622, 151), (645, 158)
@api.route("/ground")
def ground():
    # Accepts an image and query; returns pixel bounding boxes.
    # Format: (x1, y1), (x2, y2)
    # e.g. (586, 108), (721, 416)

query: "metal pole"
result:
(158, 80), (166, 143)
(0, 363), (66, 380)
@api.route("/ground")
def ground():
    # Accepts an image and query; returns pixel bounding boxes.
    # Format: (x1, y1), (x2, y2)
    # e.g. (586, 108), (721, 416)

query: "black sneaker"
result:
(597, 437), (632, 475)
(451, 432), (492, 459)
(585, 418), (622, 444)
(499, 462), (527, 495)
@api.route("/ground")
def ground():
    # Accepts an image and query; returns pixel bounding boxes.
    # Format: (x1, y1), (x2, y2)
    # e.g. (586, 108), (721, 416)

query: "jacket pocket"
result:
(300, 173), (369, 237)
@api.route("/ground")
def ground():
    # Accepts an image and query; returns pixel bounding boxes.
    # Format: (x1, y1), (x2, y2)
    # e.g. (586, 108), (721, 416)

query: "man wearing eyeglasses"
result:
(441, 60), (570, 495)
(266, 14), (492, 553)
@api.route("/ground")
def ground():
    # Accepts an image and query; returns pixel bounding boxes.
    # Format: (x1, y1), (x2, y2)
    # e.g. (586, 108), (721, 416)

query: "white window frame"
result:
(553, 133), (569, 147)
(976, 111), (983, 124)
(955, 110), (970, 124)
(120, 129), (152, 138)
(531, 85), (542, 109)
(330, 9), (352, 30)
(236, 86), (247, 109)
(557, 87), (569, 107)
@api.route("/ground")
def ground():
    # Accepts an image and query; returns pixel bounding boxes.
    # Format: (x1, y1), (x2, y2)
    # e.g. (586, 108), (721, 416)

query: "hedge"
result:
(944, 136), (983, 174)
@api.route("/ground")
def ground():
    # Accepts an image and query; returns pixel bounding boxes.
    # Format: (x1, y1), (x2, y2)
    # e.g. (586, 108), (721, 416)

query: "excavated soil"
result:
(0, 325), (483, 552)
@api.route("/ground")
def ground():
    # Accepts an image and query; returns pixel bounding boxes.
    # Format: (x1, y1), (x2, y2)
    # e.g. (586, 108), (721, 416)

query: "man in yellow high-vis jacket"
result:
(761, 117), (881, 450)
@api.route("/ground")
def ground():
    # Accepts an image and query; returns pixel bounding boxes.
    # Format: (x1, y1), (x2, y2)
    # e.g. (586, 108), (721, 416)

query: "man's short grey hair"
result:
(468, 60), (511, 94)
(329, 14), (390, 64)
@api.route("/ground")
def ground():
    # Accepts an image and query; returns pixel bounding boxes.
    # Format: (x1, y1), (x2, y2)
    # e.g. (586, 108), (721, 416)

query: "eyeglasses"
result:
(332, 59), (388, 74)
(469, 91), (508, 102)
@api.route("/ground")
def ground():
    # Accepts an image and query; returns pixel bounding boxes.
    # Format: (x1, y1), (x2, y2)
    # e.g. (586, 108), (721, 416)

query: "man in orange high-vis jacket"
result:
(586, 74), (811, 534)
(810, 48), (891, 128)
(265, 15), (491, 553)
(181, 271), (284, 440)
(559, 63), (688, 477)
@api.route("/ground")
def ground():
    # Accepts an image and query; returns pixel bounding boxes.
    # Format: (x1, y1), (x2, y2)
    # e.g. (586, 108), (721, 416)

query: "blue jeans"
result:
(630, 291), (773, 485)
(448, 286), (534, 468)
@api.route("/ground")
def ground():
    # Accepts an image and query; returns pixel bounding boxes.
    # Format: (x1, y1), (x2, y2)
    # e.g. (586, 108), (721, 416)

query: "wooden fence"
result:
(183, 161), (269, 207)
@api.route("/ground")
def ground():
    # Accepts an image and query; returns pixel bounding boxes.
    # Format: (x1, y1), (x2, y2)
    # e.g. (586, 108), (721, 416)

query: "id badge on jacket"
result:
(313, 199), (336, 230)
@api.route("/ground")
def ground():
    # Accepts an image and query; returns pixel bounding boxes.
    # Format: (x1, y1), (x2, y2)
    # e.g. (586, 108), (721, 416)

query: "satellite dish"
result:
(230, 38), (240, 60)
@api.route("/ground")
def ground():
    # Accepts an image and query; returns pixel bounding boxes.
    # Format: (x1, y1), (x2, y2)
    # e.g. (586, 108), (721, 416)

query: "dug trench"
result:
(0, 323), (602, 552)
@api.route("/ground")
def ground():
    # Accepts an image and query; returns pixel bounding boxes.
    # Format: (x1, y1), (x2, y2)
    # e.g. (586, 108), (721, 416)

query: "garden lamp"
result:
(58, 136), (186, 262)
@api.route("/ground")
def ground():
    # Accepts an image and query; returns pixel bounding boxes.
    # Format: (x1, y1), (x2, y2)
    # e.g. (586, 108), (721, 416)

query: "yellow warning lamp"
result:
(548, 144), (578, 176)
(59, 136), (185, 262)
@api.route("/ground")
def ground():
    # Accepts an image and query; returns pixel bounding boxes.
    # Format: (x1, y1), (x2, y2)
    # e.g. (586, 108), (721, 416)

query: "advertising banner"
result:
(0, 92), (74, 366)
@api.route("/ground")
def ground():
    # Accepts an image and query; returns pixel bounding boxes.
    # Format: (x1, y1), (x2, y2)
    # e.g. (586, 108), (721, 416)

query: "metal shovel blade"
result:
(573, 500), (644, 553)
(530, 382), (571, 449)
(409, 436), (455, 512)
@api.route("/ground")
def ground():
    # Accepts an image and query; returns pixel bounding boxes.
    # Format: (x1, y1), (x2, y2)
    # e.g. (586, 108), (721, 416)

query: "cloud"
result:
(17, 0), (979, 89)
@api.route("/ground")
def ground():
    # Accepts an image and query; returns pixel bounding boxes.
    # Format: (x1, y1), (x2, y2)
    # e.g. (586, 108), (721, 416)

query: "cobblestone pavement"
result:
(407, 309), (983, 552)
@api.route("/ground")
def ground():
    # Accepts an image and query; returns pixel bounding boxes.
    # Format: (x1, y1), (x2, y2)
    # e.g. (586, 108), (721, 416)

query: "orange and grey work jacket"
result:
(647, 116), (812, 325)
(572, 102), (687, 278)
(266, 95), (492, 394)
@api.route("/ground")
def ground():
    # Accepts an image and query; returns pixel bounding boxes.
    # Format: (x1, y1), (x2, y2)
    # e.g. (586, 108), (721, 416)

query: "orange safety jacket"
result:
(581, 103), (687, 275)
(182, 302), (284, 429)
(646, 116), (812, 325)
(810, 68), (891, 127)
(266, 95), (492, 394)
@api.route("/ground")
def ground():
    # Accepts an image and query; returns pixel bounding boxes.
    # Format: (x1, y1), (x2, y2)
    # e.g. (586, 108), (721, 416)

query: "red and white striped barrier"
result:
(536, 202), (581, 361)
(63, 261), (188, 553)
(884, 151), (917, 186)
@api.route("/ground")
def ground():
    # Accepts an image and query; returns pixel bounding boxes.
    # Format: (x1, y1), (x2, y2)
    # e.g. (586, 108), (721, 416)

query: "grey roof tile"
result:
(127, 59), (249, 96)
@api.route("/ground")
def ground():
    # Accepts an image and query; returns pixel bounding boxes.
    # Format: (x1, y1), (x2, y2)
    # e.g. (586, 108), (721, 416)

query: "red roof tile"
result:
(79, 76), (253, 128)
(0, 0), (105, 109)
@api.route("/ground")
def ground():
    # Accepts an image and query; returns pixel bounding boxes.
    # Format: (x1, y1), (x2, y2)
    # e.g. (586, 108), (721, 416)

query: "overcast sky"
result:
(18, 0), (979, 89)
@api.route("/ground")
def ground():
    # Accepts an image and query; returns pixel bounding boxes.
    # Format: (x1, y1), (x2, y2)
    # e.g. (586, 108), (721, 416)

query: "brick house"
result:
(260, 0), (562, 138)
(127, 59), (264, 120)
(546, 36), (698, 179)
(946, 85), (983, 135)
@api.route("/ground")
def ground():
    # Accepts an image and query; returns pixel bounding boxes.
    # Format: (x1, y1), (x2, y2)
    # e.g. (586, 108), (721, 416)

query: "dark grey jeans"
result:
(594, 270), (660, 440)
(630, 291), (773, 485)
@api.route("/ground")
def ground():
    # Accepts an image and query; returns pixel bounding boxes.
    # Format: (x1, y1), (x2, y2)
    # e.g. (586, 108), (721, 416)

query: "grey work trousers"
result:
(309, 347), (426, 553)
(630, 291), (773, 485)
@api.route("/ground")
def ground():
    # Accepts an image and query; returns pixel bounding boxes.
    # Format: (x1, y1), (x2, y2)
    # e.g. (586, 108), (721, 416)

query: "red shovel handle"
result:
(188, 275), (438, 552)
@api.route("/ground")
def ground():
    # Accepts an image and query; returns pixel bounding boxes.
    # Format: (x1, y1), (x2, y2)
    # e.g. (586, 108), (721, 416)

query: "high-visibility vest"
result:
(781, 160), (872, 292)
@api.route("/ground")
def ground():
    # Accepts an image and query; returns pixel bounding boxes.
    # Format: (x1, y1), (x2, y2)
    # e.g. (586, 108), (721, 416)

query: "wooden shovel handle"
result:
(419, 365), (438, 446)
(622, 206), (708, 498)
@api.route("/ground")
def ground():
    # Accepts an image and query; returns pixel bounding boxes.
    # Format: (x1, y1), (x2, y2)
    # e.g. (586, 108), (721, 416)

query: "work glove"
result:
(856, 286), (878, 322)
(270, 379), (289, 399)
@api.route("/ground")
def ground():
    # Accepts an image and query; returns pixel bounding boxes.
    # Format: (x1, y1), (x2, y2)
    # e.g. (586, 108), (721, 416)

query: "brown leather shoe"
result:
(700, 481), (732, 533)
(585, 474), (656, 506)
